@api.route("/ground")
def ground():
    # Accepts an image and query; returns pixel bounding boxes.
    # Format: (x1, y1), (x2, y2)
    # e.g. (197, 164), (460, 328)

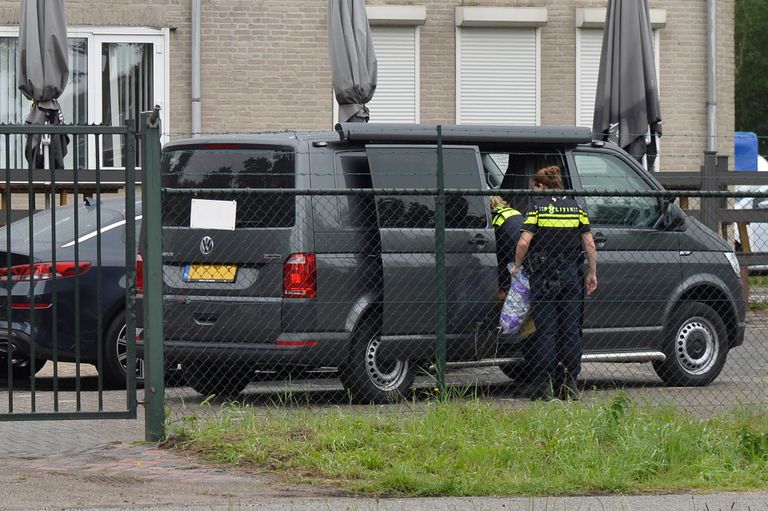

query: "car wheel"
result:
(0, 341), (45, 381)
(653, 302), (729, 387)
(339, 322), (415, 404)
(103, 310), (145, 389)
(183, 362), (252, 398)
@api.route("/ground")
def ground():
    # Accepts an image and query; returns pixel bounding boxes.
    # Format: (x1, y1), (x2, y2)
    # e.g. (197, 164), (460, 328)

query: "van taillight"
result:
(136, 252), (144, 294)
(283, 253), (317, 298)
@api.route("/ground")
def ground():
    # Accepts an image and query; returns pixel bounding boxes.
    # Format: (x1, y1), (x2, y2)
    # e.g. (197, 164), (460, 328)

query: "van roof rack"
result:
(335, 123), (592, 145)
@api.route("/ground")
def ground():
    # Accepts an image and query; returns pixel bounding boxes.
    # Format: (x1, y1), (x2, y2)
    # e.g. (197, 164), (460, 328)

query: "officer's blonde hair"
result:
(489, 196), (509, 210)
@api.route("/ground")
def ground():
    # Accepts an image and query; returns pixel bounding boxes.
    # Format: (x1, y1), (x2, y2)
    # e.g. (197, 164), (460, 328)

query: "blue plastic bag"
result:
(500, 269), (530, 335)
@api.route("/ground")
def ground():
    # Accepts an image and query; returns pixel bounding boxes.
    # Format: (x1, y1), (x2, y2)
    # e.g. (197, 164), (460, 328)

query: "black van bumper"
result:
(137, 332), (353, 368)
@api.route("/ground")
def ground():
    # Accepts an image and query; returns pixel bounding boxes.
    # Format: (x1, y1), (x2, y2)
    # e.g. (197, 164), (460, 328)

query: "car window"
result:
(573, 152), (661, 228)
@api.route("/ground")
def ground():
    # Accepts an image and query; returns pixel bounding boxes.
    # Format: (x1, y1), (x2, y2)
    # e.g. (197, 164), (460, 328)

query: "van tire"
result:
(340, 322), (415, 404)
(184, 362), (252, 398)
(653, 302), (728, 387)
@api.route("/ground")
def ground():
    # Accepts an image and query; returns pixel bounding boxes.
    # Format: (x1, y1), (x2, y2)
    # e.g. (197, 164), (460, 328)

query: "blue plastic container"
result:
(735, 131), (759, 171)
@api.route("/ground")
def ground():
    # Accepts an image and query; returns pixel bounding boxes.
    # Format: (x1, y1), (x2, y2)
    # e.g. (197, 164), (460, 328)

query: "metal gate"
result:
(0, 117), (155, 423)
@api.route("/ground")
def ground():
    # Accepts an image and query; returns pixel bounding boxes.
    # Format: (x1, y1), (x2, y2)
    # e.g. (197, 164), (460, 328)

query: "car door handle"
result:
(467, 234), (488, 246)
(593, 232), (607, 247)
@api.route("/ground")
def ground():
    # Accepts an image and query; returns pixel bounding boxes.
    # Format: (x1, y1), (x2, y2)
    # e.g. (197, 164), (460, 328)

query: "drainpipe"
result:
(707, 0), (716, 152)
(191, 0), (202, 137)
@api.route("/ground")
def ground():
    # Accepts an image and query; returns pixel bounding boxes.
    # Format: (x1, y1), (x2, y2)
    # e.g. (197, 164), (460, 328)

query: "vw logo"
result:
(199, 236), (214, 255)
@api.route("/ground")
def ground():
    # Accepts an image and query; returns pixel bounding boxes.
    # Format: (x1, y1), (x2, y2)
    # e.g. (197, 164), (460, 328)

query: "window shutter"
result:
(457, 27), (538, 125)
(367, 26), (418, 123)
(576, 28), (603, 129)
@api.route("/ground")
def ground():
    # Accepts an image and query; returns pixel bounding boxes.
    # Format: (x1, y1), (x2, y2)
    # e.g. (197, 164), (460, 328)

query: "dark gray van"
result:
(145, 124), (745, 402)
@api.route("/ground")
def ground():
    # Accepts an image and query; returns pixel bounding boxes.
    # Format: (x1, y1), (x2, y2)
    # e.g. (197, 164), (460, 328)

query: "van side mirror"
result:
(654, 199), (687, 231)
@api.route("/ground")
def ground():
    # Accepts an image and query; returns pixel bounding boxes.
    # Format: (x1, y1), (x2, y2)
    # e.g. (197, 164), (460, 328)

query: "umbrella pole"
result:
(42, 131), (51, 208)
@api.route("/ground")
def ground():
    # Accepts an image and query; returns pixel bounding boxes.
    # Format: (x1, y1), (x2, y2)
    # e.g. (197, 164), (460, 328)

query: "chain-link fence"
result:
(150, 136), (768, 424)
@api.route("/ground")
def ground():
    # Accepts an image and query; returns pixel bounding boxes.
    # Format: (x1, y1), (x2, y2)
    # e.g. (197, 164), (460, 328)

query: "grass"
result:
(749, 275), (768, 288)
(165, 394), (768, 497)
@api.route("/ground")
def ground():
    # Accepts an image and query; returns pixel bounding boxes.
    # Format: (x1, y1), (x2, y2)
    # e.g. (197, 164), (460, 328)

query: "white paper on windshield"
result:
(190, 199), (237, 231)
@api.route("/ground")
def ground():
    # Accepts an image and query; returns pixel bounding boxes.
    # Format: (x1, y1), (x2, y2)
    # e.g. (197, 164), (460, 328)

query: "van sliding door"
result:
(365, 145), (497, 359)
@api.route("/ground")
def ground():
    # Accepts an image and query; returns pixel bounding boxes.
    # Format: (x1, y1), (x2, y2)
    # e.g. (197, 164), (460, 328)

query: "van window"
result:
(366, 145), (488, 229)
(487, 150), (566, 213)
(161, 146), (295, 228)
(573, 152), (660, 227)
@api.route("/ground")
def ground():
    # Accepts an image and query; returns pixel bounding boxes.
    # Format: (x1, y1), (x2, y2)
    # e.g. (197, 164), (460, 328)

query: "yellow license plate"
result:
(184, 264), (237, 283)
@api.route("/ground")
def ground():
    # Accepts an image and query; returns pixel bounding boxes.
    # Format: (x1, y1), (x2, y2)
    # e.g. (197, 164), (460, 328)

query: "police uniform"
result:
(521, 196), (591, 395)
(492, 205), (523, 291)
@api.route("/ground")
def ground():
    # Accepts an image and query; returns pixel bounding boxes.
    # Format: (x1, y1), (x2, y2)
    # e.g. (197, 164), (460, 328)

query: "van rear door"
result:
(366, 145), (497, 360)
(160, 144), (298, 343)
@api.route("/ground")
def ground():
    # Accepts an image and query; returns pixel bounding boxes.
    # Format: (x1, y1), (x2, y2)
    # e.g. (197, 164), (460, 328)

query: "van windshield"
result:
(161, 145), (295, 228)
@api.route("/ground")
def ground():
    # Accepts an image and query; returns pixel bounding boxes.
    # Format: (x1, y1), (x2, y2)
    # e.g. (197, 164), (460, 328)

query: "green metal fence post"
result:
(435, 125), (447, 397)
(141, 108), (165, 442)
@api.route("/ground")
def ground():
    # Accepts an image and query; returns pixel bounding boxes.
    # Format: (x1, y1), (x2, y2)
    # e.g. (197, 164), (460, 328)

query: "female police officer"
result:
(510, 166), (597, 400)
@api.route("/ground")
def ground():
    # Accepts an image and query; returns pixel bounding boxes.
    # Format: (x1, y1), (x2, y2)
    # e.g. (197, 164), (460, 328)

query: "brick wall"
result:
(0, 0), (735, 171)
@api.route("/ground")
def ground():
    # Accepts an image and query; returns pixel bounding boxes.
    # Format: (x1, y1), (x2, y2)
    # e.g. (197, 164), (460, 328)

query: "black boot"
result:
(528, 380), (555, 401)
(558, 376), (580, 401)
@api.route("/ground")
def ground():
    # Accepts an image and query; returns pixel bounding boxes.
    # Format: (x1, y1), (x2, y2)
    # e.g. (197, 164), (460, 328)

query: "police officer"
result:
(510, 166), (597, 401)
(490, 196), (523, 300)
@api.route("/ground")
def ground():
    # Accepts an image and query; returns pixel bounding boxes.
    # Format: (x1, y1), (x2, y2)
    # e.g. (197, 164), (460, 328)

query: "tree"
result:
(735, 0), (768, 155)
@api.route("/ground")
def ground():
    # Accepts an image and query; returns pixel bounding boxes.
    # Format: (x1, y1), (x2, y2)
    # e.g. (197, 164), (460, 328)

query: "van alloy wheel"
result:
(653, 301), (729, 387)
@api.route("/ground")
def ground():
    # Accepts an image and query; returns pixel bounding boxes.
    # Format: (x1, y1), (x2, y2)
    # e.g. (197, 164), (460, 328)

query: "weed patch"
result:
(166, 394), (768, 496)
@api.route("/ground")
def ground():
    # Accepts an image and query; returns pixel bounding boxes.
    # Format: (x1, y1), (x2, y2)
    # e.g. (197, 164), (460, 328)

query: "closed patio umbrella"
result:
(592, 0), (661, 169)
(328, 0), (377, 123)
(17, 0), (69, 169)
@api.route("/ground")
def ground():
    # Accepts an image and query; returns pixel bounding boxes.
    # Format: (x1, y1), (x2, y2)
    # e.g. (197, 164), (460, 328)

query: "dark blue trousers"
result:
(526, 264), (583, 386)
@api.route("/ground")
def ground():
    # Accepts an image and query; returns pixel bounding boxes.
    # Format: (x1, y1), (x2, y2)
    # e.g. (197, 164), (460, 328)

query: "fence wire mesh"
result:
(152, 142), (766, 423)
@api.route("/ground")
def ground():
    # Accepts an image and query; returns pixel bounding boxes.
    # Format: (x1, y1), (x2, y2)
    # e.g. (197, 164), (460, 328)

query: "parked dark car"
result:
(0, 197), (142, 387)
(144, 124), (746, 403)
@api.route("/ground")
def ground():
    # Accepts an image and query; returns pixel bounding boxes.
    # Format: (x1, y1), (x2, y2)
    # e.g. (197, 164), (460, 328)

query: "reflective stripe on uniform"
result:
(537, 217), (580, 228)
(492, 207), (521, 227)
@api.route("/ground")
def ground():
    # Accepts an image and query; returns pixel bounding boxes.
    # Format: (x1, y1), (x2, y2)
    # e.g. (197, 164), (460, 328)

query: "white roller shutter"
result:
(367, 26), (418, 123)
(457, 27), (538, 125)
(576, 28), (603, 129)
